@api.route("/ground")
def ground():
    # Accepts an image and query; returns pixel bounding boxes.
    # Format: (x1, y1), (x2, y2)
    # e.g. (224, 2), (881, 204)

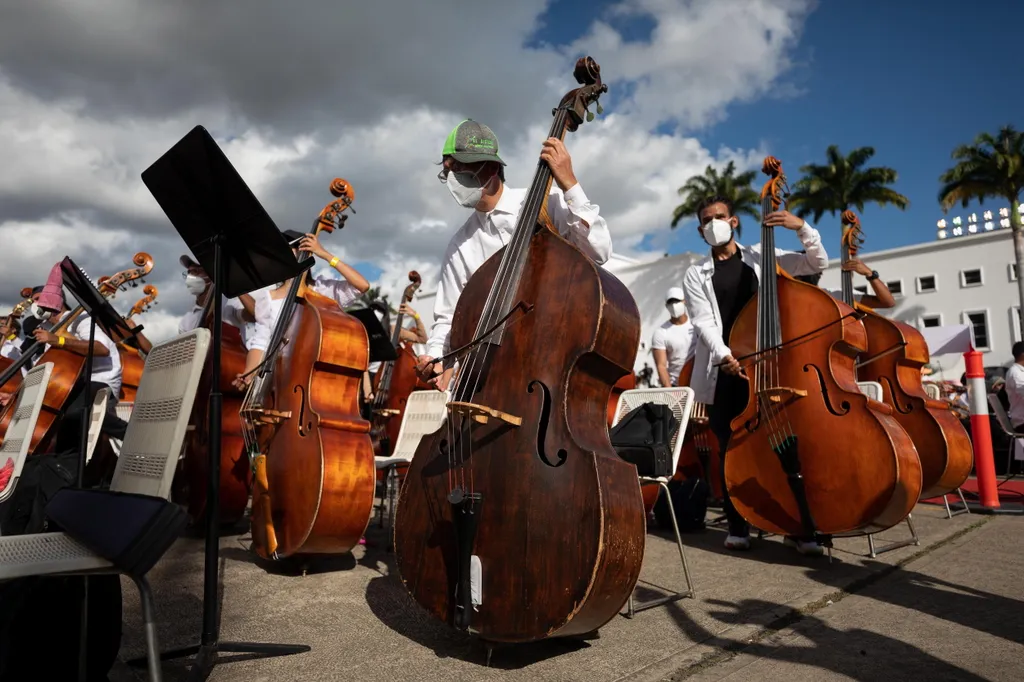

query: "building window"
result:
(886, 279), (904, 297)
(1013, 307), (1022, 344)
(916, 275), (937, 293)
(962, 310), (991, 351)
(920, 314), (942, 329)
(960, 268), (984, 288)
(854, 285), (867, 295)
(1010, 263), (1018, 282)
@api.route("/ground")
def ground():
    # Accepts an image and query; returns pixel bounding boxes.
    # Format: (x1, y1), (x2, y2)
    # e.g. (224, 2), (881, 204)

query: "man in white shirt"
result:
(29, 263), (128, 451)
(682, 194), (828, 555)
(1004, 342), (1024, 432)
(652, 287), (695, 388)
(416, 119), (610, 390)
(795, 255), (896, 309)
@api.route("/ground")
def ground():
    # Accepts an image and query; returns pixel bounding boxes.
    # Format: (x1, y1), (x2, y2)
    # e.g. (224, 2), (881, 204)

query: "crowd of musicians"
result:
(0, 59), (1000, 653)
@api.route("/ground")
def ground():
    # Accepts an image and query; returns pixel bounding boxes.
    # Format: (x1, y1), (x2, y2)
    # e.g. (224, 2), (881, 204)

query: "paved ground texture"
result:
(109, 498), (1023, 681)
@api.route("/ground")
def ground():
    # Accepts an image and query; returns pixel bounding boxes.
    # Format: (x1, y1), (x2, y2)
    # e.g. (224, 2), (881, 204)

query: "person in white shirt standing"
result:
(1003, 342), (1024, 432)
(681, 195), (828, 555)
(651, 287), (695, 388)
(416, 119), (610, 389)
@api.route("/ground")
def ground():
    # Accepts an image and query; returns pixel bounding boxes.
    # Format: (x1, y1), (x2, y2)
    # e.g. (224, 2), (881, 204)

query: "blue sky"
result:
(526, 0), (1024, 259)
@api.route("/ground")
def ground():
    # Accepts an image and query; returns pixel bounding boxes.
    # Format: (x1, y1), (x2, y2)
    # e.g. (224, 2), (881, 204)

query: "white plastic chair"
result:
(611, 386), (696, 617)
(0, 362), (54, 515)
(84, 387), (108, 464)
(923, 383), (941, 400)
(0, 328), (211, 682)
(376, 390), (449, 545)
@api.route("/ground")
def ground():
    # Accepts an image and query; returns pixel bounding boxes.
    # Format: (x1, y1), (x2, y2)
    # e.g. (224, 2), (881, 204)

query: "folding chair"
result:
(0, 328), (211, 682)
(988, 393), (1024, 481)
(376, 390), (448, 547)
(84, 387), (108, 465)
(0, 362), (55, 519)
(611, 386), (696, 617)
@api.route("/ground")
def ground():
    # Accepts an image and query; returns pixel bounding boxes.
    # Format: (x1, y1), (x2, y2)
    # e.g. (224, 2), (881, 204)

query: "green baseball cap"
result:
(441, 119), (506, 166)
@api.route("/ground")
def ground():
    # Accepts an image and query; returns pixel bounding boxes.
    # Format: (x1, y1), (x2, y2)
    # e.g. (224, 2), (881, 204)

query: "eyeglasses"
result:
(437, 161), (485, 184)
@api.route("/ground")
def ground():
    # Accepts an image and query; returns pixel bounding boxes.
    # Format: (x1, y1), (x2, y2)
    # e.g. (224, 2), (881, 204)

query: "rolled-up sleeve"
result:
(778, 221), (828, 275)
(548, 183), (611, 264)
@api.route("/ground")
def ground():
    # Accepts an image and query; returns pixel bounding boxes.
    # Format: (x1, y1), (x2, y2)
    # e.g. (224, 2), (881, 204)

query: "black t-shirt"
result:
(712, 251), (758, 345)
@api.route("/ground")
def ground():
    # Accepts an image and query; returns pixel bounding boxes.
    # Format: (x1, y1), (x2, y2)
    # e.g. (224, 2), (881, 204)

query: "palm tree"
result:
(939, 125), (1024, 338)
(786, 145), (910, 224)
(670, 161), (761, 237)
(353, 285), (398, 315)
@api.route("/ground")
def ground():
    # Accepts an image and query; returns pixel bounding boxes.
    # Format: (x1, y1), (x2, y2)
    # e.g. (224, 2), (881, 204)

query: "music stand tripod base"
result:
(132, 124), (315, 679)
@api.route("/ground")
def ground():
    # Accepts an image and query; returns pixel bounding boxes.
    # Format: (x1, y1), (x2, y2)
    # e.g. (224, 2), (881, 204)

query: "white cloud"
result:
(0, 0), (814, 341)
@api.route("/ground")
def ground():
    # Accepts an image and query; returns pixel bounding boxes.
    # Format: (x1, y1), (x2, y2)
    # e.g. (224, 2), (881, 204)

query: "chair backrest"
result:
(0, 363), (53, 505)
(389, 390), (450, 463)
(923, 382), (941, 400)
(84, 387), (109, 464)
(110, 329), (210, 499)
(856, 381), (884, 402)
(115, 401), (133, 423)
(612, 387), (695, 476)
(988, 393), (1015, 435)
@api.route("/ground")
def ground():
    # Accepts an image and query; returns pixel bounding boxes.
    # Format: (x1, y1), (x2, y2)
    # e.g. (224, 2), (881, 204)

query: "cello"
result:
(370, 271), (424, 458)
(0, 254), (154, 453)
(723, 157), (922, 538)
(838, 211), (973, 499)
(117, 284), (158, 403)
(394, 57), (645, 644)
(175, 281), (251, 526)
(242, 178), (375, 560)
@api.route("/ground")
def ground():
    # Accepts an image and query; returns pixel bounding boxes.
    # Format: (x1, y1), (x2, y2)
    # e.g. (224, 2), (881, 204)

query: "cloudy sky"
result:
(0, 0), (816, 341)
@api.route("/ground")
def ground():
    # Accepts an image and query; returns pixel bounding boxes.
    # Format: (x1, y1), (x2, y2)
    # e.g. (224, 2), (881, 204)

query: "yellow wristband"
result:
(58, 335), (66, 347)
(5, 333), (15, 342)
(413, 313), (420, 320)
(329, 256), (339, 268)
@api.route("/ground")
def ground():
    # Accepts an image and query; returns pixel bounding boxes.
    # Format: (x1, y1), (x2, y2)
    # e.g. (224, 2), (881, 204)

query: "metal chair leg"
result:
(133, 575), (163, 682)
(866, 514), (919, 558)
(623, 480), (695, 618)
(945, 488), (970, 518)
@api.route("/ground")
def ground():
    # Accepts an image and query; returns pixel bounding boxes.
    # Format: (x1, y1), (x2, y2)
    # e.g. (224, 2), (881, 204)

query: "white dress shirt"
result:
(682, 223), (828, 404)
(49, 312), (123, 398)
(1005, 363), (1024, 427)
(178, 296), (247, 336)
(651, 319), (696, 386)
(1, 337), (21, 362)
(244, 275), (363, 353)
(425, 183), (610, 359)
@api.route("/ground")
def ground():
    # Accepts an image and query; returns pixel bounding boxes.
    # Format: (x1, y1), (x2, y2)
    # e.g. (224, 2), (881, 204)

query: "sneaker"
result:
(724, 534), (751, 550)
(784, 536), (824, 556)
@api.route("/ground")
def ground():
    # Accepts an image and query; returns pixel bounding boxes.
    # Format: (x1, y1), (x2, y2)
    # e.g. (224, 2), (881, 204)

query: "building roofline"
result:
(825, 227), (1010, 265)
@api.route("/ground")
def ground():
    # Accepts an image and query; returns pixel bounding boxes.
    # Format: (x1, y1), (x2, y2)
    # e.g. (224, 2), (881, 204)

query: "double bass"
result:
(370, 271), (424, 459)
(117, 284), (158, 403)
(176, 281), (251, 526)
(0, 254), (154, 454)
(394, 57), (645, 644)
(838, 211), (973, 499)
(242, 178), (375, 560)
(723, 157), (921, 538)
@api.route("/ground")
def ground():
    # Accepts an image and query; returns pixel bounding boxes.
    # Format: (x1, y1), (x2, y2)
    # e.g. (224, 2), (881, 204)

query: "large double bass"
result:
(117, 284), (158, 403)
(723, 157), (922, 538)
(242, 178), (376, 560)
(0, 290), (34, 396)
(394, 57), (645, 644)
(838, 211), (973, 499)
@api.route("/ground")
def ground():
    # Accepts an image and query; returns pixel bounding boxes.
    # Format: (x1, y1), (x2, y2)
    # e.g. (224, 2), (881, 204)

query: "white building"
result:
(407, 214), (1022, 384)
(818, 227), (1018, 380)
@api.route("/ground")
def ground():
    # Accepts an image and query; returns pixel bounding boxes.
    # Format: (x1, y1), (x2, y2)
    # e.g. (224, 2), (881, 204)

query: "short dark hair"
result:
(695, 195), (734, 220)
(1013, 341), (1024, 359)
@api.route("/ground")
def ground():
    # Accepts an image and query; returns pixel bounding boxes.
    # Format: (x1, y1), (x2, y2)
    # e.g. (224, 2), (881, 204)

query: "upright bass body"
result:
(725, 278), (922, 536)
(254, 289), (376, 557)
(856, 310), (973, 498)
(394, 228), (645, 643)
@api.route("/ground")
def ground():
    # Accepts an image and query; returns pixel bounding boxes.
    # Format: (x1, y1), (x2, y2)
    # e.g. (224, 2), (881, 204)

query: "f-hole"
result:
(527, 380), (567, 468)
(802, 364), (851, 416)
(294, 385), (314, 435)
(879, 377), (914, 414)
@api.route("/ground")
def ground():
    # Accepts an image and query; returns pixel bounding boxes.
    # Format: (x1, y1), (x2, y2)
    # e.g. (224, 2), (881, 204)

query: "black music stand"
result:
(347, 307), (399, 363)
(59, 256), (142, 682)
(137, 125), (312, 681)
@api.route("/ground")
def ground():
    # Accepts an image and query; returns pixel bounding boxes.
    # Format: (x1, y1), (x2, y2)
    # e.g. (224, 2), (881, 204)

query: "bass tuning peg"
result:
(596, 103), (604, 115)
(586, 110), (595, 122)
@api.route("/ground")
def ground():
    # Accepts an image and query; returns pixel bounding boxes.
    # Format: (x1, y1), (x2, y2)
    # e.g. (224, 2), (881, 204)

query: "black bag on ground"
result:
(653, 476), (710, 532)
(0, 449), (79, 536)
(609, 403), (678, 478)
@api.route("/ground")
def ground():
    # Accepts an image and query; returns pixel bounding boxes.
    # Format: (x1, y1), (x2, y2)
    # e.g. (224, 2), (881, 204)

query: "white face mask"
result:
(446, 169), (489, 208)
(29, 302), (53, 321)
(185, 274), (208, 296)
(667, 302), (686, 319)
(702, 218), (734, 247)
